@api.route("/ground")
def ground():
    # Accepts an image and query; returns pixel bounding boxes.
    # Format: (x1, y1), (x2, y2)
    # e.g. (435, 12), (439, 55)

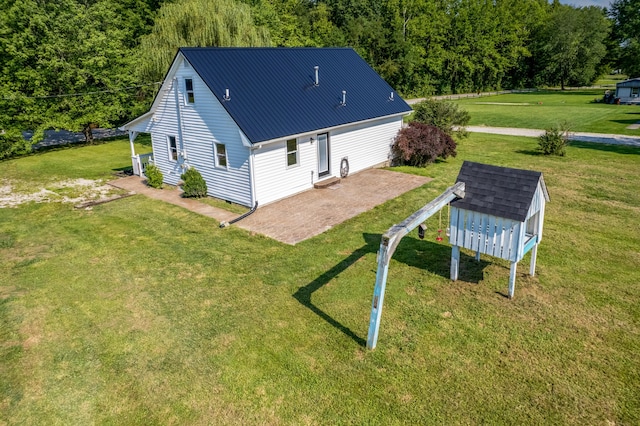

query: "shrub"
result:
(181, 167), (208, 198)
(145, 164), (164, 188)
(392, 122), (457, 167)
(538, 125), (570, 156)
(0, 130), (31, 160)
(412, 98), (470, 139)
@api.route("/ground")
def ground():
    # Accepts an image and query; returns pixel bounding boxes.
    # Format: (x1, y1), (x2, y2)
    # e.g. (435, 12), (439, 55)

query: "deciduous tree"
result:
(610, 0), (640, 77)
(137, 0), (271, 83)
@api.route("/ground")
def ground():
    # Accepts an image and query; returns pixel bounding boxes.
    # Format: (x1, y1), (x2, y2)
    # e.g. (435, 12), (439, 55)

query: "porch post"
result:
(128, 131), (140, 175)
(128, 131), (138, 157)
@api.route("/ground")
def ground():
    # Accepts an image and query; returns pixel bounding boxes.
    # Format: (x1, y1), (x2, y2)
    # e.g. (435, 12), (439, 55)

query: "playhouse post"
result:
(451, 245), (460, 281)
(508, 261), (518, 299)
(529, 244), (538, 276)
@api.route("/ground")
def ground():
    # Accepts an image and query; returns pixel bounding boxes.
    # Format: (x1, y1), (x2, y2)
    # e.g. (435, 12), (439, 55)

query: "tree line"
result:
(0, 0), (637, 152)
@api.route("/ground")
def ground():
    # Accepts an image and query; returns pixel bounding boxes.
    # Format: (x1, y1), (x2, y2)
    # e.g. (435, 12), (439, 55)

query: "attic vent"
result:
(223, 88), (230, 101)
(340, 90), (346, 106)
(314, 66), (319, 86)
(389, 92), (394, 101)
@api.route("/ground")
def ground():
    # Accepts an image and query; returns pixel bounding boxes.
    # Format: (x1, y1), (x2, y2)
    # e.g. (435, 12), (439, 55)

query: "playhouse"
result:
(449, 161), (550, 298)
(366, 160), (549, 349)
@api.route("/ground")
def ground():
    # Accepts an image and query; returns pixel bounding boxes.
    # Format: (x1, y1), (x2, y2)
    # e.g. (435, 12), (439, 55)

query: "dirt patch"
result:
(0, 178), (124, 208)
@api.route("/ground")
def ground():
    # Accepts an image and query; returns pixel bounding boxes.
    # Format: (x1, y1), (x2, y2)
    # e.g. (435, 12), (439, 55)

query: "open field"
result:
(1, 135), (639, 424)
(453, 90), (640, 136)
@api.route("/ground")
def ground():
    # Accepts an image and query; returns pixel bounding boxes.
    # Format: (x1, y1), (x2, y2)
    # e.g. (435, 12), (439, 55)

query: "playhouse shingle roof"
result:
(179, 47), (412, 144)
(451, 161), (548, 222)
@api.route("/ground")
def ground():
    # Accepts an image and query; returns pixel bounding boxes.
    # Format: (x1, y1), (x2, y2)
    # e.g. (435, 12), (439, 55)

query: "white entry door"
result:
(317, 133), (329, 177)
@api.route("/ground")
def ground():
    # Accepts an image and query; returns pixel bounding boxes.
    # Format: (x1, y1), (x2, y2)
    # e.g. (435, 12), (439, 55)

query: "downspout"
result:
(249, 142), (258, 207)
(173, 78), (187, 170)
(219, 201), (258, 228)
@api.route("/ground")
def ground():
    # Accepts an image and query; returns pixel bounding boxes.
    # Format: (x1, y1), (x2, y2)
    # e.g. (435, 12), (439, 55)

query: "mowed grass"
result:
(454, 90), (640, 135)
(1, 135), (639, 424)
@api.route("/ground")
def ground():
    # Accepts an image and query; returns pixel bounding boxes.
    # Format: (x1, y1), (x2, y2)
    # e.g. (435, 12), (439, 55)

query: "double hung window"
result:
(286, 139), (298, 167)
(215, 143), (227, 168)
(168, 136), (178, 161)
(185, 78), (195, 104)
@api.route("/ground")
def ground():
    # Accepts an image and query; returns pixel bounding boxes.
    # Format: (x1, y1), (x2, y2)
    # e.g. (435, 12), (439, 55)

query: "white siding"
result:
(330, 116), (402, 174)
(525, 183), (547, 242)
(132, 56), (253, 206)
(253, 137), (316, 205)
(252, 116), (403, 206)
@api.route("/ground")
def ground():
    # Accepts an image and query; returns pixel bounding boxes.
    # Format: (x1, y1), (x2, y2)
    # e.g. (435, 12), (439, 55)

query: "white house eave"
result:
(249, 111), (410, 149)
(119, 110), (154, 131)
(119, 52), (187, 132)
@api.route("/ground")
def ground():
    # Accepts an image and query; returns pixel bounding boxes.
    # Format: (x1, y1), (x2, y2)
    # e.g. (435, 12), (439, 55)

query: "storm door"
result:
(317, 133), (330, 178)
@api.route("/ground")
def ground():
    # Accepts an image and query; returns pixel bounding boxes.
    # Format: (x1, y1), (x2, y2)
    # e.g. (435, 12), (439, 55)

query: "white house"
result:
(615, 77), (640, 104)
(121, 47), (413, 207)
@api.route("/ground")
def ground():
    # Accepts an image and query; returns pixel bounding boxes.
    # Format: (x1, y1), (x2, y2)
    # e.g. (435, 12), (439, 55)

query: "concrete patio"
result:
(109, 169), (431, 245)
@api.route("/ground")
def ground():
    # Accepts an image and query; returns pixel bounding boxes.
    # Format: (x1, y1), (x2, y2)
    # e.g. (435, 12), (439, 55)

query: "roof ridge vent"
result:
(314, 66), (319, 86)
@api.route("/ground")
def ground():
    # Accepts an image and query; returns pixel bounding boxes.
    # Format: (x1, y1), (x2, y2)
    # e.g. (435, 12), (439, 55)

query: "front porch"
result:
(127, 131), (153, 177)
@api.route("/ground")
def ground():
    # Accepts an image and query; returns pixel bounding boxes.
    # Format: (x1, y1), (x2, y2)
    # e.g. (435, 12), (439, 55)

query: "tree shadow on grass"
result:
(567, 141), (640, 155)
(293, 233), (491, 346)
(515, 150), (543, 156)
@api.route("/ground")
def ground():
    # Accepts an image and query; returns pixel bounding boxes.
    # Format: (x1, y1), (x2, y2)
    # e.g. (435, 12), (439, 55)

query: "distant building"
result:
(615, 78), (640, 104)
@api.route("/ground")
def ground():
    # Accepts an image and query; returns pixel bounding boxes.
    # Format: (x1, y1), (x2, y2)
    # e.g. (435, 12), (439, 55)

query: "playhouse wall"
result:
(525, 183), (547, 242)
(449, 207), (524, 262)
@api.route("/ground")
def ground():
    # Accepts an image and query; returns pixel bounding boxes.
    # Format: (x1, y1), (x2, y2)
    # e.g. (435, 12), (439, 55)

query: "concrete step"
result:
(314, 176), (341, 189)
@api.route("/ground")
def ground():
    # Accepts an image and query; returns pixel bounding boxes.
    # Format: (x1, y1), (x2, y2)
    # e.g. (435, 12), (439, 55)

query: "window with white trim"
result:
(286, 138), (298, 167)
(167, 135), (178, 161)
(185, 78), (195, 104)
(215, 143), (227, 168)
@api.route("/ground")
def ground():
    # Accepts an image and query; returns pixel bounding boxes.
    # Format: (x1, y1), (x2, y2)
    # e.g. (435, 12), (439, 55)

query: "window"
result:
(185, 78), (195, 104)
(168, 136), (178, 161)
(215, 143), (227, 168)
(286, 138), (298, 167)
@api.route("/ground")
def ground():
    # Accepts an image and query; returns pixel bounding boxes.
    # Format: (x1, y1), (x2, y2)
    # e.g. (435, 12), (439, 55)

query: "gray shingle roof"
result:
(179, 47), (412, 144)
(451, 161), (547, 222)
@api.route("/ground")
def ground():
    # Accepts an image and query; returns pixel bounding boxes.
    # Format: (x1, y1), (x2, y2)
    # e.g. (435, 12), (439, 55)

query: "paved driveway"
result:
(110, 169), (431, 245)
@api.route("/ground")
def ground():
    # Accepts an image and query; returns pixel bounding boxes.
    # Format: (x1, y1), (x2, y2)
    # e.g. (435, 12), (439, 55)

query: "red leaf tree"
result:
(392, 122), (457, 167)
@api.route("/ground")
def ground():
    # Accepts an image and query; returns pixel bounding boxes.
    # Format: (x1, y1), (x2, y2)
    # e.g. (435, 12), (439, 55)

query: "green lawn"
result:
(1, 135), (639, 424)
(453, 90), (640, 135)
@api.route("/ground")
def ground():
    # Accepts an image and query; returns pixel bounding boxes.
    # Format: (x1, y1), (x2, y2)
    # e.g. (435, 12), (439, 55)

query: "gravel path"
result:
(466, 126), (640, 147)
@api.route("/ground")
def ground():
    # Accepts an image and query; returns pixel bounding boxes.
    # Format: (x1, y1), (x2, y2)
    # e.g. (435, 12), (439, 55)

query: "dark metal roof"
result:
(616, 77), (640, 88)
(179, 47), (412, 144)
(451, 161), (547, 222)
